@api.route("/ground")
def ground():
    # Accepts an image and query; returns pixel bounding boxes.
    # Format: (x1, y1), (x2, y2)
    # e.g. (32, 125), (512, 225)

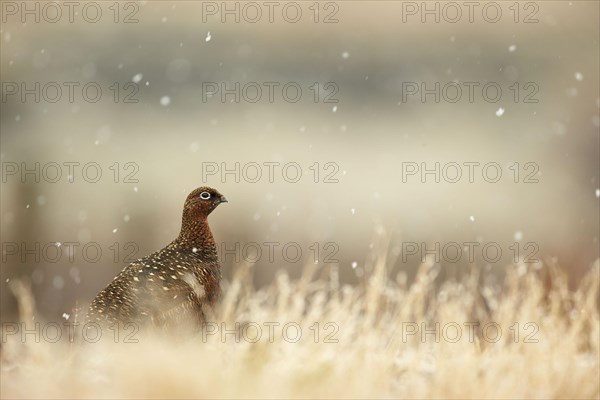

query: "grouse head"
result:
(183, 186), (228, 219)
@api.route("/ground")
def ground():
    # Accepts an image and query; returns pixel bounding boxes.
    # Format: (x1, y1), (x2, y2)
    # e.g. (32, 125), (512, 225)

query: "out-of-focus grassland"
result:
(1, 250), (598, 399)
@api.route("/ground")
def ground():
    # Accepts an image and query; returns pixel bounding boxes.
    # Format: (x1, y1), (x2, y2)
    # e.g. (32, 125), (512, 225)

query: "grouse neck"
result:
(176, 217), (218, 257)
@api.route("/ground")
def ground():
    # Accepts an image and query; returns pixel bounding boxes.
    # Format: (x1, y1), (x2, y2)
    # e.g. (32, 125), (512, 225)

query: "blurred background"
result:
(1, 1), (598, 322)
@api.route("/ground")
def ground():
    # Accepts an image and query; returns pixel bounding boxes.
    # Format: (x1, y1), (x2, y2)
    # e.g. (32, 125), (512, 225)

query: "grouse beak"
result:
(219, 195), (228, 203)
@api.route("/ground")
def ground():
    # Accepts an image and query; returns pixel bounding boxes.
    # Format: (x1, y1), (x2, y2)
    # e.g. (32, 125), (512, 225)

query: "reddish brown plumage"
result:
(86, 187), (227, 332)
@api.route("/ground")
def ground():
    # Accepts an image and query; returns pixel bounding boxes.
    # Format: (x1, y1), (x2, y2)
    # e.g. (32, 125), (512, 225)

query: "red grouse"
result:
(86, 187), (227, 331)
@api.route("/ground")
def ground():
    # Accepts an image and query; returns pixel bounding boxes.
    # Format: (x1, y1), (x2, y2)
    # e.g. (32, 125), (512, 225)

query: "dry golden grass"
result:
(1, 254), (599, 399)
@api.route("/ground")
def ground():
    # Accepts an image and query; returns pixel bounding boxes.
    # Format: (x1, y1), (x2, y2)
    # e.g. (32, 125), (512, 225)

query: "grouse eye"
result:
(200, 191), (211, 200)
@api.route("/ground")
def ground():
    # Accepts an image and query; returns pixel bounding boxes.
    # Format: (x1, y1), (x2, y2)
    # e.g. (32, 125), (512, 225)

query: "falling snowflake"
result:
(160, 96), (171, 106)
(205, 32), (212, 42)
(508, 45), (517, 52)
(351, 262), (358, 269)
(132, 73), (143, 83)
(514, 231), (523, 241)
(575, 72), (583, 81)
(112, 228), (118, 233)
(496, 108), (505, 117)
(341, 51), (349, 59)
(469, 215), (475, 222)
(62, 313), (70, 320)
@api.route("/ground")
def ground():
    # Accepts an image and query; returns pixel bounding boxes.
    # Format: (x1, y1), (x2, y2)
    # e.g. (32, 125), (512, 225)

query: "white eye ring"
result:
(200, 192), (211, 200)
